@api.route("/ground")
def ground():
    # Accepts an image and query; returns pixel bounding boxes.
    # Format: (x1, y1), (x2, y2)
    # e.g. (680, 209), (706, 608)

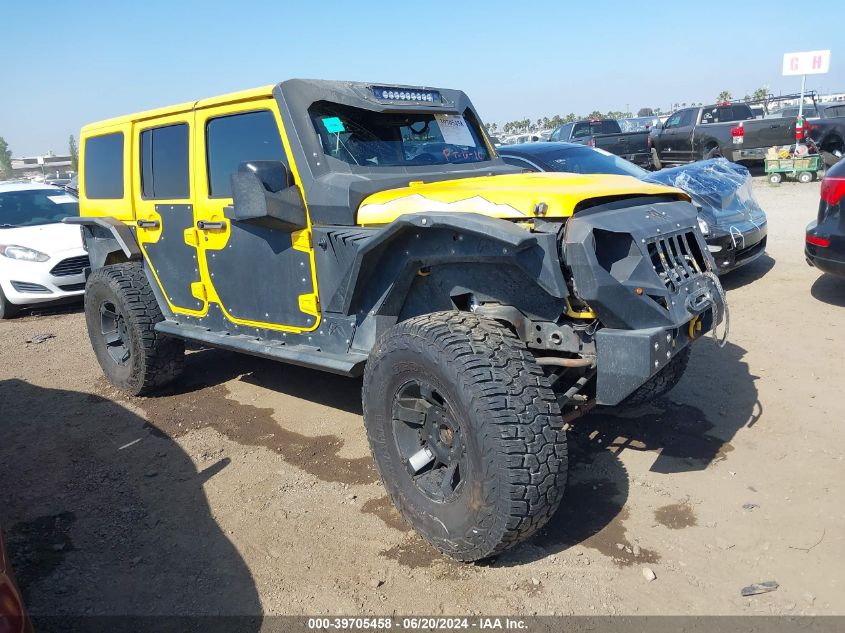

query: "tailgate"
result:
(740, 118), (796, 148)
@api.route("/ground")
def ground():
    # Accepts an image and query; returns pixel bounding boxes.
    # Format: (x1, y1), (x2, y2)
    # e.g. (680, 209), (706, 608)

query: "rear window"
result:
(701, 105), (753, 124)
(309, 102), (491, 167)
(84, 133), (124, 199)
(140, 123), (190, 199)
(0, 189), (79, 228)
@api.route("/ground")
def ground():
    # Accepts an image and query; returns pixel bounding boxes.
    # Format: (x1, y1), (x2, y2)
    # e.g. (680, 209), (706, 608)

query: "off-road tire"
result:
(623, 346), (692, 406)
(85, 263), (184, 395)
(0, 287), (21, 319)
(362, 311), (567, 562)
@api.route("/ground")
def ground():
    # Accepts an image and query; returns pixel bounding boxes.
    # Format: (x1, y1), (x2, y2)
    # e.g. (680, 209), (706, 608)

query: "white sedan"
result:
(0, 182), (88, 318)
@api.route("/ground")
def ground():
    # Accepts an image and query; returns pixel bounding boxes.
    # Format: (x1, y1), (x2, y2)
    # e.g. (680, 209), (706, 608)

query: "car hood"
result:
(645, 158), (767, 227)
(357, 172), (688, 225)
(0, 222), (84, 255)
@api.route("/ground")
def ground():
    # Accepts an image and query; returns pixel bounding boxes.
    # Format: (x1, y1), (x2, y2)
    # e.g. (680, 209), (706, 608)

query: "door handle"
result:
(136, 219), (160, 229)
(196, 220), (226, 230)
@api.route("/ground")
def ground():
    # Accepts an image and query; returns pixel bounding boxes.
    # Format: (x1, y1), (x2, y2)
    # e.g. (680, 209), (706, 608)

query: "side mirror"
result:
(226, 161), (307, 231)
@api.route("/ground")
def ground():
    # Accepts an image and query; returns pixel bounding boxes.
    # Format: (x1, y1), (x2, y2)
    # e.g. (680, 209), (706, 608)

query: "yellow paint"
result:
(565, 298), (597, 320)
(357, 172), (688, 225)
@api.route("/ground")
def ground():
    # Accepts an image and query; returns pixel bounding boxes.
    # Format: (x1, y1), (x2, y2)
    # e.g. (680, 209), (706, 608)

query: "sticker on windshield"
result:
(434, 114), (476, 147)
(322, 116), (345, 133)
(47, 194), (77, 204)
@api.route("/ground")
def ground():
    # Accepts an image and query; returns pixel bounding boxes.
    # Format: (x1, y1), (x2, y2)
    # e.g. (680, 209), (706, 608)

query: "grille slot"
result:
(11, 281), (51, 294)
(647, 231), (706, 291)
(50, 255), (90, 277)
(58, 282), (86, 292)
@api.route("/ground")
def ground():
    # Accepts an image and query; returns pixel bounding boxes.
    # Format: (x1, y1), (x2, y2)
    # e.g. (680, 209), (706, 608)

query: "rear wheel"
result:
(363, 312), (567, 561)
(85, 263), (184, 395)
(798, 171), (813, 184)
(0, 287), (21, 320)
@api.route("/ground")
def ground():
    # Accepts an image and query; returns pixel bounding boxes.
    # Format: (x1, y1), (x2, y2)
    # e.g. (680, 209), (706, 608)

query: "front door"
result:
(192, 101), (320, 332)
(659, 109), (696, 163)
(134, 113), (206, 316)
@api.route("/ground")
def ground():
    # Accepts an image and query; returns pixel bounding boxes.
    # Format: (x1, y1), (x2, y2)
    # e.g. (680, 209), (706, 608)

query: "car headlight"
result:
(697, 217), (710, 236)
(0, 245), (50, 262)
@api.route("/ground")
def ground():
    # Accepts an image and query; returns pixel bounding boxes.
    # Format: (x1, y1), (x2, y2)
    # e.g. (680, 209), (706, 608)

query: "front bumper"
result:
(564, 199), (725, 405)
(596, 308), (714, 405)
(0, 249), (88, 306)
(706, 220), (768, 274)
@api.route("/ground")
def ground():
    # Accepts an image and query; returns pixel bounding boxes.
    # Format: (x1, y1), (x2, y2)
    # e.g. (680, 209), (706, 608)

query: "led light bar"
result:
(371, 86), (441, 104)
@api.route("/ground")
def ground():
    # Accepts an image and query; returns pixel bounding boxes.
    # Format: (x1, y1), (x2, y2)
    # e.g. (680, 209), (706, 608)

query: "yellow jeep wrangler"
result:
(70, 80), (725, 561)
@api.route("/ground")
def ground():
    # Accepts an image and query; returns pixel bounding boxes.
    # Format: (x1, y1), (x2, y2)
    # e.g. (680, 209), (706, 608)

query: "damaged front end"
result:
(563, 198), (726, 405)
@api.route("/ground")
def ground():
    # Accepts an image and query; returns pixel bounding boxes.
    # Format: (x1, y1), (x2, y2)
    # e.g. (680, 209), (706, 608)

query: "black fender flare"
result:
(312, 213), (571, 349)
(63, 216), (142, 271)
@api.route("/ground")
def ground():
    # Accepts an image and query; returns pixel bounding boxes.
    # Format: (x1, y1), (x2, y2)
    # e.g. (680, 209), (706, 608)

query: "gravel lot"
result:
(1, 177), (843, 619)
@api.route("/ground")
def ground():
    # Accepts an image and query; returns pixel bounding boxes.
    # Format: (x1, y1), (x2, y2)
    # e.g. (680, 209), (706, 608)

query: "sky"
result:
(3, 0), (844, 156)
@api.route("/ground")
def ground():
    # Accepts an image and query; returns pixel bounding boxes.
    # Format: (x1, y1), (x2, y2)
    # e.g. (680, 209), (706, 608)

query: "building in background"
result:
(9, 151), (74, 180)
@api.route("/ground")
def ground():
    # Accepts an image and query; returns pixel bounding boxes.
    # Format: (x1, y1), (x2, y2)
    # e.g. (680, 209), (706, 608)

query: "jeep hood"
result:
(356, 172), (688, 225)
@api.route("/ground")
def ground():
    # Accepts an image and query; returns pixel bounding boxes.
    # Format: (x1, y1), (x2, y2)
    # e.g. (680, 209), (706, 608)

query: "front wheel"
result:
(363, 312), (567, 562)
(798, 171), (814, 184)
(0, 287), (21, 320)
(768, 172), (783, 185)
(85, 263), (184, 395)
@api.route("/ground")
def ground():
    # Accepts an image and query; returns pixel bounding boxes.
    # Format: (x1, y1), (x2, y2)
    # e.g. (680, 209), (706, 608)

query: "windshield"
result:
(0, 188), (80, 228)
(309, 102), (491, 167)
(538, 146), (648, 178)
(618, 117), (655, 132)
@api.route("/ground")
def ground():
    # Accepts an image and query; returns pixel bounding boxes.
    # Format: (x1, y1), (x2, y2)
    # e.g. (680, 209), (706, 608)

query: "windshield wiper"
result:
(0, 224), (15, 228)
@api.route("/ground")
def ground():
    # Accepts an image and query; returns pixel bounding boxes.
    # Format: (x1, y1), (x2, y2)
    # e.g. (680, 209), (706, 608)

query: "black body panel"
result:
(206, 220), (314, 328)
(142, 204), (202, 311)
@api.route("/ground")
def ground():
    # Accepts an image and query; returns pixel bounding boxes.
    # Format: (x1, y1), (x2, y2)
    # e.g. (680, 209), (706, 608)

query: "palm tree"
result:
(717, 90), (732, 102)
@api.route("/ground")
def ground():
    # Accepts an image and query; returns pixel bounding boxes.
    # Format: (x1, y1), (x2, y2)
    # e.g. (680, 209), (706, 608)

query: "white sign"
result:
(434, 113), (476, 147)
(782, 50), (831, 76)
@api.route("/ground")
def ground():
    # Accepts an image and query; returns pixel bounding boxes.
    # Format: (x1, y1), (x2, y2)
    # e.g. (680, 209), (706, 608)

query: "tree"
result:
(637, 107), (654, 117)
(68, 134), (79, 172)
(717, 90), (732, 102)
(752, 86), (768, 102)
(0, 136), (12, 180)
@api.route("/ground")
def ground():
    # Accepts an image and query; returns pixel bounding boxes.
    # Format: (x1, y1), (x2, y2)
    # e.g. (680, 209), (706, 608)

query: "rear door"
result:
(192, 101), (320, 332)
(133, 113), (206, 316)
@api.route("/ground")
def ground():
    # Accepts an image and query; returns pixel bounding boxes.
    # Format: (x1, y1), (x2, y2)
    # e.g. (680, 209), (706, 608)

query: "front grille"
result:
(58, 282), (86, 292)
(11, 281), (51, 294)
(50, 255), (90, 277)
(646, 231), (707, 292)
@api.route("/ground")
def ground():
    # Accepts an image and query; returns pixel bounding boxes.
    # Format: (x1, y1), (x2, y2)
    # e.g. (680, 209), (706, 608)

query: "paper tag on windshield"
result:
(48, 194), (76, 204)
(435, 114), (475, 147)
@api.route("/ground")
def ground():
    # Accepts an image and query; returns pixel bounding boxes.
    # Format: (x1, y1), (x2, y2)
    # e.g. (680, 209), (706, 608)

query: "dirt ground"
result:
(1, 177), (843, 620)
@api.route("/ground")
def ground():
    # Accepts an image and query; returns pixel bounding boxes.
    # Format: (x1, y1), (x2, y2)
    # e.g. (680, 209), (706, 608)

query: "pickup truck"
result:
(650, 103), (797, 167)
(805, 103), (845, 165)
(550, 119), (652, 168)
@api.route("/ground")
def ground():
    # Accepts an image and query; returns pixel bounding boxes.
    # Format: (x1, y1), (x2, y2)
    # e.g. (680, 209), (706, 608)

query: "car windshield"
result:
(309, 101), (491, 167)
(537, 146), (648, 178)
(0, 188), (80, 227)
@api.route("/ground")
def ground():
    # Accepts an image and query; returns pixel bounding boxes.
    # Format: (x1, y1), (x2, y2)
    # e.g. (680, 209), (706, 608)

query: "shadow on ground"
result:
(720, 254), (775, 290)
(0, 379), (262, 627)
(810, 273), (845, 307)
(509, 338), (760, 566)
